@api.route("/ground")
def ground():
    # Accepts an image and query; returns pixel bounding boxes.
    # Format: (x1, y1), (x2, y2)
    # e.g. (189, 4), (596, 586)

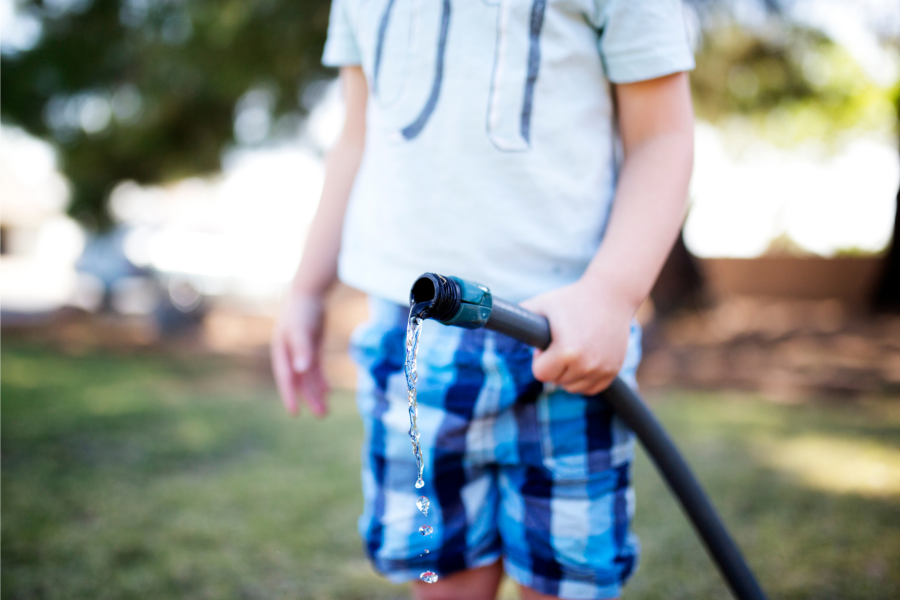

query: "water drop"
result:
(416, 496), (430, 516)
(420, 571), (439, 584)
(415, 477), (425, 489)
(419, 525), (433, 536)
(424, 549), (430, 554)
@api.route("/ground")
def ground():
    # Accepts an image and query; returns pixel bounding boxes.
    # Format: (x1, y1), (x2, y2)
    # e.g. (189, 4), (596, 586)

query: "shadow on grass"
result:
(2, 343), (898, 599)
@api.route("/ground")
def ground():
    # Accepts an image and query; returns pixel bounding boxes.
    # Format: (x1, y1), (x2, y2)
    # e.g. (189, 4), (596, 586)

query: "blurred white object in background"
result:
(108, 80), (342, 315)
(0, 80), (342, 318)
(685, 122), (899, 258)
(792, 0), (900, 87)
(110, 276), (160, 315)
(113, 144), (325, 312)
(0, 125), (84, 313)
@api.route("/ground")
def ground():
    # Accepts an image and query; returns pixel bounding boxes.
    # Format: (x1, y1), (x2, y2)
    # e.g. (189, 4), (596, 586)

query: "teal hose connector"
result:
(410, 273), (552, 348)
(409, 273), (492, 328)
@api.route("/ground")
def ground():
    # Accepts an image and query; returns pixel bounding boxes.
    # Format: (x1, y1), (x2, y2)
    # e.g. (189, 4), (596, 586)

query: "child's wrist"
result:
(579, 265), (646, 315)
(290, 276), (330, 301)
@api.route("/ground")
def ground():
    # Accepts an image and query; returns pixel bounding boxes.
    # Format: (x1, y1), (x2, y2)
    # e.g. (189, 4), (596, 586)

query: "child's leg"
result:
(518, 585), (618, 600)
(411, 561), (504, 600)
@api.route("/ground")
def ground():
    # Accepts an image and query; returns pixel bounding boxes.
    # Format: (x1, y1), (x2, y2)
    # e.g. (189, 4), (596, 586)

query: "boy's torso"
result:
(327, 0), (692, 304)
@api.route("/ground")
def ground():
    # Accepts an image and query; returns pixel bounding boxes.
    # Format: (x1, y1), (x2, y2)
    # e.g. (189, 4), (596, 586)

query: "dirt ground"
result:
(641, 297), (900, 399)
(6, 285), (900, 399)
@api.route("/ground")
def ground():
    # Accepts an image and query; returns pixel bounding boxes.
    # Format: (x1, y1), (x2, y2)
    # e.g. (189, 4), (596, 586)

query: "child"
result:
(271, 1), (694, 598)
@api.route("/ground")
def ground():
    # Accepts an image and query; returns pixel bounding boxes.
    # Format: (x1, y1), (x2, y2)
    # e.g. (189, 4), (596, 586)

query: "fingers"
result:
(533, 343), (619, 395)
(531, 313), (588, 384)
(524, 296), (568, 384)
(531, 345), (569, 384)
(300, 363), (330, 418)
(289, 328), (330, 417)
(271, 339), (299, 415)
(272, 336), (331, 417)
(287, 327), (312, 373)
(271, 292), (331, 417)
(562, 372), (616, 396)
(556, 350), (619, 395)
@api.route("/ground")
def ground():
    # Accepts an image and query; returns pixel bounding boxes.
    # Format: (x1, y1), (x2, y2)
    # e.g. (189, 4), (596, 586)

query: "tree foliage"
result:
(2, 0), (333, 229)
(3, 0), (897, 238)
(691, 24), (898, 146)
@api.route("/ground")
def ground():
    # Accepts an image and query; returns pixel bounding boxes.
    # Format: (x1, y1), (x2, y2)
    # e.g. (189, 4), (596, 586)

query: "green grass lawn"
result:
(2, 342), (899, 600)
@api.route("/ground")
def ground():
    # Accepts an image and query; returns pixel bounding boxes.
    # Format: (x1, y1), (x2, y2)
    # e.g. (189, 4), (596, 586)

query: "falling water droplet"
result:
(420, 571), (439, 584)
(424, 549), (430, 554)
(419, 525), (433, 536)
(416, 496), (430, 516)
(415, 477), (425, 489)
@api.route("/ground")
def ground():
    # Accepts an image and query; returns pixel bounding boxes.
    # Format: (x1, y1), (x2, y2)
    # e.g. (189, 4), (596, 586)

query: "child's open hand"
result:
(270, 292), (330, 417)
(521, 278), (636, 396)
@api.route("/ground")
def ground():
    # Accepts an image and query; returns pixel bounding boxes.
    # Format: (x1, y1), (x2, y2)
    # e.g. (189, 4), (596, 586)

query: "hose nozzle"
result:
(409, 273), (492, 328)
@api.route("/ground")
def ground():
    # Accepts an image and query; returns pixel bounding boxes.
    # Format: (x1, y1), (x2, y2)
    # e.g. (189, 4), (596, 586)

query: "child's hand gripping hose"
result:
(410, 273), (769, 600)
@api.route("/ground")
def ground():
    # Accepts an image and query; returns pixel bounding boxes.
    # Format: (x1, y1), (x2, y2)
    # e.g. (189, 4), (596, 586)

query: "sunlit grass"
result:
(2, 343), (899, 599)
(760, 435), (900, 497)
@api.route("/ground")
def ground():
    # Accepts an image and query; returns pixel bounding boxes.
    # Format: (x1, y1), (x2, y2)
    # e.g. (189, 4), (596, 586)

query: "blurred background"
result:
(2, 1), (899, 599)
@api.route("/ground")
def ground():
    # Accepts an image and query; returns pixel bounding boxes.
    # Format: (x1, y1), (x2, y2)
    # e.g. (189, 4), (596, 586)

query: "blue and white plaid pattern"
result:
(351, 298), (643, 599)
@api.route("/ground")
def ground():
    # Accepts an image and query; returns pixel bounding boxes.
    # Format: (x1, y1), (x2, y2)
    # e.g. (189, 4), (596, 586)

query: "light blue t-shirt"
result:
(323, 0), (694, 305)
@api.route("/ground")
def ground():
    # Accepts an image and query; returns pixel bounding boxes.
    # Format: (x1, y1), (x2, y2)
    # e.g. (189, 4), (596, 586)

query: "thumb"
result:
(520, 290), (552, 316)
(519, 296), (542, 314)
(530, 332), (567, 384)
(519, 294), (565, 382)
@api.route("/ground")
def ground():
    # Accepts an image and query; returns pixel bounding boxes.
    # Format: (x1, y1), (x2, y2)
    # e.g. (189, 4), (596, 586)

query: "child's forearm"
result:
(522, 74), (692, 394)
(583, 131), (693, 309)
(292, 67), (368, 297)
(582, 73), (694, 311)
(291, 137), (364, 296)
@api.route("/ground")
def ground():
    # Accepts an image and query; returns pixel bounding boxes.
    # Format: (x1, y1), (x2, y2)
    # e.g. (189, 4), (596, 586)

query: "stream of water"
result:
(405, 307), (438, 584)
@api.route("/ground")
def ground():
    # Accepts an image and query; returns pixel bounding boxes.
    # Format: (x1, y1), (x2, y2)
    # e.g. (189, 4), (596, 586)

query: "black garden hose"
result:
(410, 273), (769, 600)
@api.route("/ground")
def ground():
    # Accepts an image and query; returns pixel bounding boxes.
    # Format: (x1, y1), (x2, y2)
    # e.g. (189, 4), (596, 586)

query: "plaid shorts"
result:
(351, 298), (642, 600)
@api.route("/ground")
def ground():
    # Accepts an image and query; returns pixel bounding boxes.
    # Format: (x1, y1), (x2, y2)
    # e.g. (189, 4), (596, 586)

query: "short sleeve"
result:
(594, 0), (695, 84)
(322, 0), (362, 67)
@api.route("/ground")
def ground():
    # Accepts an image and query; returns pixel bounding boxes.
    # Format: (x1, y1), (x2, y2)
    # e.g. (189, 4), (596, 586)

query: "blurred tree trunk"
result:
(873, 184), (900, 312)
(872, 96), (900, 313)
(650, 230), (705, 316)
